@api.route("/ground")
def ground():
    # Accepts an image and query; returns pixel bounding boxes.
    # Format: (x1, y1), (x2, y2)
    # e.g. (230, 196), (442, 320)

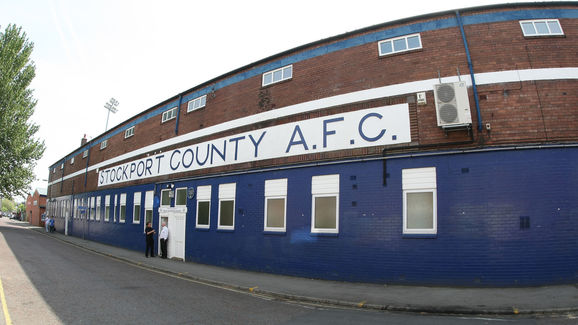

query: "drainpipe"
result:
(456, 10), (483, 132)
(174, 94), (183, 135)
(84, 140), (91, 188)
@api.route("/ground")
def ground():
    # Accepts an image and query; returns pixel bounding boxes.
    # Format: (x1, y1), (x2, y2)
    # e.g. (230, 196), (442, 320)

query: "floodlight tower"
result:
(104, 98), (119, 131)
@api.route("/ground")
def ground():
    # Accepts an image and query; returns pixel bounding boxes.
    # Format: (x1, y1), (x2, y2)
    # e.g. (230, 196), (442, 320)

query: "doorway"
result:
(158, 207), (186, 260)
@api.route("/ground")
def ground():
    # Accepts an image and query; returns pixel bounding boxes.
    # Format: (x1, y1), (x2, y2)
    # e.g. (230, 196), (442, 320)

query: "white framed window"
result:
(83, 149), (88, 158)
(161, 189), (172, 206)
(196, 185), (211, 229)
(52, 167), (56, 173)
(104, 195), (111, 222)
(88, 197), (93, 220)
(311, 174), (339, 234)
(262, 65), (292, 86)
(119, 193), (126, 223)
(60, 163), (64, 170)
(113, 194), (118, 222)
(520, 19), (563, 36)
(378, 33), (422, 56)
(100, 140), (108, 150)
(187, 95), (207, 112)
(264, 179), (287, 232)
(161, 107), (177, 123)
(133, 192), (141, 224)
(175, 187), (187, 206)
(144, 191), (154, 229)
(218, 183), (236, 230)
(70, 157), (75, 165)
(124, 126), (135, 138)
(402, 167), (437, 235)
(96, 196), (101, 221)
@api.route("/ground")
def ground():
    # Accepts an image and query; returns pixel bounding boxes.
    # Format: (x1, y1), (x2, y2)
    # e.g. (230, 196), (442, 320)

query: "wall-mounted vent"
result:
(433, 81), (472, 128)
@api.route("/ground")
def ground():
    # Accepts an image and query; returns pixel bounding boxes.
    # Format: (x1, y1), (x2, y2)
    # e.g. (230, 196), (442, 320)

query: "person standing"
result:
(145, 222), (155, 257)
(160, 222), (168, 259)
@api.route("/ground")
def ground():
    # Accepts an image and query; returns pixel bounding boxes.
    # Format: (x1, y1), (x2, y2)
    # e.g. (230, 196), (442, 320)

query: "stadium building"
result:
(47, 2), (578, 286)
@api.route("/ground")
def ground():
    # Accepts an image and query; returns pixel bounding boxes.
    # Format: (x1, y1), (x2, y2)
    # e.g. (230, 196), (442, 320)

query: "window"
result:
(83, 149), (88, 158)
(144, 191), (154, 227)
(218, 183), (236, 230)
(119, 194), (126, 223)
(125, 126), (135, 138)
(262, 65), (292, 86)
(311, 175), (340, 234)
(378, 33), (422, 56)
(60, 163), (64, 170)
(175, 188), (187, 206)
(196, 185), (211, 229)
(161, 107), (177, 123)
(133, 192), (141, 224)
(402, 167), (437, 235)
(264, 179), (287, 232)
(100, 140), (108, 150)
(88, 197), (93, 220)
(105, 195), (111, 222)
(520, 19), (563, 36)
(96, 196), (101, 221)
(187, 95), (207, 112)
(161, 189), (172, 206)
(70, 157), (75, 165)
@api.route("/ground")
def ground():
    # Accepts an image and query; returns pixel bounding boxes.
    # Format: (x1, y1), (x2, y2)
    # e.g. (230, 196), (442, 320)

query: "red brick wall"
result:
(48, 4), (578, 196)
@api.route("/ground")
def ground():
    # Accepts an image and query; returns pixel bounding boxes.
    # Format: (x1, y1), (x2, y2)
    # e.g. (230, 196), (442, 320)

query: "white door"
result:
(169, 212), (186, 260)
(158, 207), (186, 260)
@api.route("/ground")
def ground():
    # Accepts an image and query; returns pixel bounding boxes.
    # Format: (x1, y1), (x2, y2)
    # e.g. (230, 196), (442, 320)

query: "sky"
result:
(0, 0), (548, 200)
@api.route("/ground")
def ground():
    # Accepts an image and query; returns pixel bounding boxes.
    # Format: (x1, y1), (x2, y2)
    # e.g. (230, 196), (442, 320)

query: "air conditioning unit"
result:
(433, 81), (472, 128)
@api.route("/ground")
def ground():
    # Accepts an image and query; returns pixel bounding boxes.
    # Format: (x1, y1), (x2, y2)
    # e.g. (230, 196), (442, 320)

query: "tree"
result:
(1, 197), (15, 213)
(0, 24), (45, 198)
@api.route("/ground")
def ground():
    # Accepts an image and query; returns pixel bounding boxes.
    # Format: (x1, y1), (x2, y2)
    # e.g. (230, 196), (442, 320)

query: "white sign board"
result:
(98, 104), (410, 186)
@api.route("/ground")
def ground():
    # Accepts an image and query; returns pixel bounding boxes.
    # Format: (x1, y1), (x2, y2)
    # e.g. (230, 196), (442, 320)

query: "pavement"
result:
(19, 222), (578, 316)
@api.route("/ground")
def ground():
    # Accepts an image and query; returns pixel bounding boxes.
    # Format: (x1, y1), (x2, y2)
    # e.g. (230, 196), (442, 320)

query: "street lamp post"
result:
(104, 98), (119, 131)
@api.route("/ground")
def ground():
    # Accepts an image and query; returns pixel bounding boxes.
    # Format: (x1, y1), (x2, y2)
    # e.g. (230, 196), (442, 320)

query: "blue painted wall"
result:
(57, 147), (578, 286)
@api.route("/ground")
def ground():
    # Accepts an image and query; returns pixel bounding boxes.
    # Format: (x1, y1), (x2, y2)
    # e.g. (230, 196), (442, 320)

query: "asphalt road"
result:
(0, 218), (575, 325)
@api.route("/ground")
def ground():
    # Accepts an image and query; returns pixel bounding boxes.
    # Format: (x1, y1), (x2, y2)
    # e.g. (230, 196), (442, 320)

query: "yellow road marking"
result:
(357, 300), (366, 308)
(0, 277), (13, 325)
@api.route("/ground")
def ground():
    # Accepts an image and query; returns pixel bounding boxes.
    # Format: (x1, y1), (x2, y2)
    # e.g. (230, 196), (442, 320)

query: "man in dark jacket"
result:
(145, 222), (155, 257)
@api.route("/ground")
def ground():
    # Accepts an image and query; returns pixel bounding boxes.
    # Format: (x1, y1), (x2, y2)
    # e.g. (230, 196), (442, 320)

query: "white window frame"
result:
(88, 197), (93, 220)
(196, 185), (211, 229)
(83, 149), (88, 158)
(96, 196), (101, 221)
(124, 126), (135, 138)
(264, 179), (287, 232)
(70, 157), (75, 165)
(161, 107), (177, 123)
(311, 174), (339, 234)
(144, 190), (154, 231)
(262, 64), (293, 87)
(218, 183), (236, 230)
(402, 167), (437, 235)
(520, 19), (564, 37)
(187, 95), (207, 112)
(175, 187), (187, 207)
(100, 140), (108, 150)
(378, 33), (422, 56)
(60, 163), (64, 169)
(119, 193), (126, 223)
(161, 189), (172, 206)
(133, 192), (141, 224)
(104, 195), (111, 222)
(113, 194), (118, 222)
